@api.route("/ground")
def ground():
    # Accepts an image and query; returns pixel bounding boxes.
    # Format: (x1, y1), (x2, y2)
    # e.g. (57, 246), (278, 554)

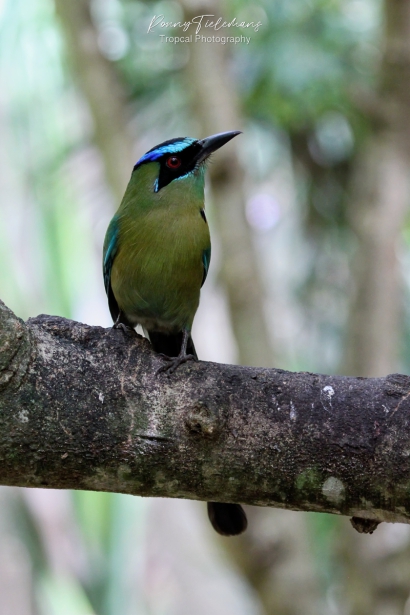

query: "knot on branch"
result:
(185, 401), (220, 438)
(384, 373), (410, 397)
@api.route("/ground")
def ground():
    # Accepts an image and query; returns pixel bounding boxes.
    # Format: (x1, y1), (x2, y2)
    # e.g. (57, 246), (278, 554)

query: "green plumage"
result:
(104, 162), (210, 334)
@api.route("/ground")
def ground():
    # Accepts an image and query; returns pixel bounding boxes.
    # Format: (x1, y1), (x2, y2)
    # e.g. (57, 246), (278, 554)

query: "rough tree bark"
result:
(1, 297), (410, 527)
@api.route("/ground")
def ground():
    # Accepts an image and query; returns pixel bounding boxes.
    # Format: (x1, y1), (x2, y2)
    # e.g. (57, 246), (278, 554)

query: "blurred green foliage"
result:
(0, 0), (407, 614)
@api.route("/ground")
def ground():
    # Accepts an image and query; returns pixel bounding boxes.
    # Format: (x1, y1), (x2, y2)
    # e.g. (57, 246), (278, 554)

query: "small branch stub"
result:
(350, 517), (381, 534)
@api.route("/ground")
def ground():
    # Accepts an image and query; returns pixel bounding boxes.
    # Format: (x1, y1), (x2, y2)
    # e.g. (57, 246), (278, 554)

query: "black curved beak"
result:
(195, 130), (241, 164)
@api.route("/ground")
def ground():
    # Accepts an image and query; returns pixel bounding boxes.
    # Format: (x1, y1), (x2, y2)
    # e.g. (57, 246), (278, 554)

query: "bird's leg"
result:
(113, 311), (134, 334)
(157, 330), (197, 375)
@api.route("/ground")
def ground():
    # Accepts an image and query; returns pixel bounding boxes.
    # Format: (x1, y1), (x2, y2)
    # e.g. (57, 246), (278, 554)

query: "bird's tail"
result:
(148, 330), (248, 536)
(147, 330), (197, 359)
(207, 502), (248, 536)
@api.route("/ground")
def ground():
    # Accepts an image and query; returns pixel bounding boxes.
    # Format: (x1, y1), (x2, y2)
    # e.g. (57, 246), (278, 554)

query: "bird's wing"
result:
(103, 216), (120, 322)
(201, 246), (211, 287)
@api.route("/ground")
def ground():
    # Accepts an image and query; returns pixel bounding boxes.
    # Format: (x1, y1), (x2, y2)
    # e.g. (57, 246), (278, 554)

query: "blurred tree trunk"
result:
(339, 518), (410, 615)
(343, 0), (410, 378)
(226, 508), (321, 615)
(343, 136), (409, 377)
(181, 0), (274, 368)
(0, 490), (34, 615)
(342, 1), (410, 614)
(181, 2), (318, 614)
(53, 0), (134, 203)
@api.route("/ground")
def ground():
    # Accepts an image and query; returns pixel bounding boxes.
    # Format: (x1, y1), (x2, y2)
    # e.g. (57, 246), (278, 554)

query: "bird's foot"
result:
(156, 353), (197, 375)
(113, 322), (135, 335)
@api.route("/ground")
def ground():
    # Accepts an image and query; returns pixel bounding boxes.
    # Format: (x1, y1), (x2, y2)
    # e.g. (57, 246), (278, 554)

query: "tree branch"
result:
(1, 298), (410, 528)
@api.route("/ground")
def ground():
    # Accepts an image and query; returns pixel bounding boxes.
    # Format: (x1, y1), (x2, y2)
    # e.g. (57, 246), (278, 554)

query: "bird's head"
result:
(132, 131), (241, 196)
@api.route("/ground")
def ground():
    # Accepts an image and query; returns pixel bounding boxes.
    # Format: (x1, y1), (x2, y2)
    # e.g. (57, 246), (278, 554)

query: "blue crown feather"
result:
(135, 137), (196, 167)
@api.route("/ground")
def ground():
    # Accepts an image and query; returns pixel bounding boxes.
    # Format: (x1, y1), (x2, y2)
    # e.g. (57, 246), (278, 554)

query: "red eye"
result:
(166, 156), (181, 169)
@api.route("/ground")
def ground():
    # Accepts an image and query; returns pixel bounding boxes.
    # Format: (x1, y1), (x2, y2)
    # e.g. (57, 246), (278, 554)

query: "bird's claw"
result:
(156, 353), (197, 376)
(113, 322), (135, 335)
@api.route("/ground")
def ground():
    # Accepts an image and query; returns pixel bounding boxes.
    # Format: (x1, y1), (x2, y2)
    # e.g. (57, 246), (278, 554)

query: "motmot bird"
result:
(103, 131), (247, 536)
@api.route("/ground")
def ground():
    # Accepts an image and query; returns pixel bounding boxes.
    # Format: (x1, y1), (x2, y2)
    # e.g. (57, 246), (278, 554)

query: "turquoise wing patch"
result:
(103, 216), (121, 322)
(103, 216), (119, 296)
(201, 246), (211, 287)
